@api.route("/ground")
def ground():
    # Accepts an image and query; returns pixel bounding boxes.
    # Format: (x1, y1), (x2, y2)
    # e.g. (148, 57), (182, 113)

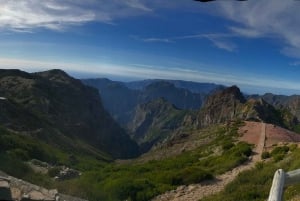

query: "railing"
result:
(268, 169), (300, 201)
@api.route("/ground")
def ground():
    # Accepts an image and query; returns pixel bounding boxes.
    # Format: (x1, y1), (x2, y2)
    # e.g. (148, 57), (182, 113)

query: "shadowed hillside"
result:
(0, 69), (139, 159)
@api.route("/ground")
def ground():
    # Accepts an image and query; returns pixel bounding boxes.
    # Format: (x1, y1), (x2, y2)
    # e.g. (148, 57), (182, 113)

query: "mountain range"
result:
(82, 78), (300, 152)
(2, 69), (300, 201)
(82, 78), (223, 126)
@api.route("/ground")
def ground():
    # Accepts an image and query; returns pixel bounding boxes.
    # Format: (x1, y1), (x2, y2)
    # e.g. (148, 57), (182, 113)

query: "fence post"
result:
(268, 169), (285, 201)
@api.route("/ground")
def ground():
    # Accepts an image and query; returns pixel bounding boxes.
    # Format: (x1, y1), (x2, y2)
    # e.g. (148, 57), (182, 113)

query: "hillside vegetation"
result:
(52, 121), (252, 201)
(202, 143), (300, 201)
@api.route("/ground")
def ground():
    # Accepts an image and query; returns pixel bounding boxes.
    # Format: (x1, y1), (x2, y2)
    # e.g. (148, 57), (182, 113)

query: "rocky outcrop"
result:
(0, 177), (11, 201)
(0, 172), (87, 201)
(197, 86), (296, 128)
(198, 86), (246, 127)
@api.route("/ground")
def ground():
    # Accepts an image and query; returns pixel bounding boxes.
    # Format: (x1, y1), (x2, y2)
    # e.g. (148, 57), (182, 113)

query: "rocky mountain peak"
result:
(203, 86), (245, 110)
(218, 85), (246, 103)
(35, 69), (79, 85)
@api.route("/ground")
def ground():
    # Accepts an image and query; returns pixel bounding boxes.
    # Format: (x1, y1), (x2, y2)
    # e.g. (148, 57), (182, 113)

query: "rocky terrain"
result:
(197, 86), (297, 129)
(250, 93), (300, 125)
(0, 171), (87, 201)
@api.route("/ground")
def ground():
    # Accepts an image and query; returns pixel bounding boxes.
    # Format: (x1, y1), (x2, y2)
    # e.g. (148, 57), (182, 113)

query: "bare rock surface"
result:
(0, 171), (87, 201)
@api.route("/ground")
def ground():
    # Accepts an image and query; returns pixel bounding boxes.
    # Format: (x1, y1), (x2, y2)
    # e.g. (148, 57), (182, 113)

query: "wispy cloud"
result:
(213, 0), (300, 58)
(133, 33), (237, 51)
(131, 35), (173, 43)
(0, 0), (152, 31)
(205, 36), (237, 52)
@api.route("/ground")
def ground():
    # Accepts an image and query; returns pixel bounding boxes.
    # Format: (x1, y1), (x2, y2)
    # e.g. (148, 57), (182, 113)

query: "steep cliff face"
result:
(82, 78), (139, 125)
(128, 98), (189, 152)
(198, 86), (246, 126)
(0, 69), (139, 159)
(197, 86), (296, 128)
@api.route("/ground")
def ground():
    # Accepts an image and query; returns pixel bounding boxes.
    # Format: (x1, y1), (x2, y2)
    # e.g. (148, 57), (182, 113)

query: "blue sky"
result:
(1, 0), (300, 95)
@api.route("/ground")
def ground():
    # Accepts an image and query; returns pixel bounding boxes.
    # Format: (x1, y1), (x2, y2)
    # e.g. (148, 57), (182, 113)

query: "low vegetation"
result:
(202, 143), (300, 201)
(55, 121), (252, 201)
(0, 121), (253, 201)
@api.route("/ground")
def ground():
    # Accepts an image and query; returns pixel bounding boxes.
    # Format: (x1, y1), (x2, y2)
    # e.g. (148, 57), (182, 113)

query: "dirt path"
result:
(253, 122), (266, 161)
(152, 123), (266, 201)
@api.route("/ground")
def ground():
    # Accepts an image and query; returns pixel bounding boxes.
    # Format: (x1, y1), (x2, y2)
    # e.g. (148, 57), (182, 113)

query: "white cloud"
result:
(0, 0), (152, 31)
(214, 0), (300, 58)
(205, 36), (236, 52)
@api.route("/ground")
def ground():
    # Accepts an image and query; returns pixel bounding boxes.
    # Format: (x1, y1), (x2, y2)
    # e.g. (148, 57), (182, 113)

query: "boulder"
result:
(0, 178), (12, 201)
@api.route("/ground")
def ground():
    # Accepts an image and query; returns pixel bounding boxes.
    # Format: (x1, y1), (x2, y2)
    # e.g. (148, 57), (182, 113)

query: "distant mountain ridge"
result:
(82, 78), (224, 125)
(124, 79), (225, 93)
(249, 93), (300, 123)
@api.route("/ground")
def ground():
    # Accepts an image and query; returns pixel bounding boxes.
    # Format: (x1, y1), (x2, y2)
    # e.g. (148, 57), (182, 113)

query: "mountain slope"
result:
(82, 78), (139, 125)
(141, 81), (205, 109)
(0, 69), (139, 159)
(128, 98), (191, 152)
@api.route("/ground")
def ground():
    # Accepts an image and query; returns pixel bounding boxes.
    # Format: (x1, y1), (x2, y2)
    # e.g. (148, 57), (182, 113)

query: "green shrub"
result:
(222, 141), (234, 150)
(261, 151), (270, 159)
(270, 146), (289, 162)
(7, 148), (30, 160)
(273, 154), (285, 162)
(271, 146), (289, 156)
(289, 144), (298, 152)
(178, 167), (213, 184)
(255, 162), (264, 170)
(48, 167), (61, 177)
(0, 153), (32, 178)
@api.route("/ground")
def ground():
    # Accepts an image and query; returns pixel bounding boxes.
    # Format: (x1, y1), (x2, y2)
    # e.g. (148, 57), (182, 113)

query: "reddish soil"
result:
(239, 121), (300, 151)
(265, 124), (300, 148)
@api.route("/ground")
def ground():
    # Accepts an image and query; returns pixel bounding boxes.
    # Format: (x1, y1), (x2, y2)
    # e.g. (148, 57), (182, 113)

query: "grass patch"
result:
(0, 121), (253, 201)
(53, 121), (252, 201)
(202, 145), (300, 201)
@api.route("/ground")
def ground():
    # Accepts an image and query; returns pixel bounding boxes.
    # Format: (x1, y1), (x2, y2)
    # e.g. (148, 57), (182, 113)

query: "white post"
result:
(268, 169), (285, 201)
